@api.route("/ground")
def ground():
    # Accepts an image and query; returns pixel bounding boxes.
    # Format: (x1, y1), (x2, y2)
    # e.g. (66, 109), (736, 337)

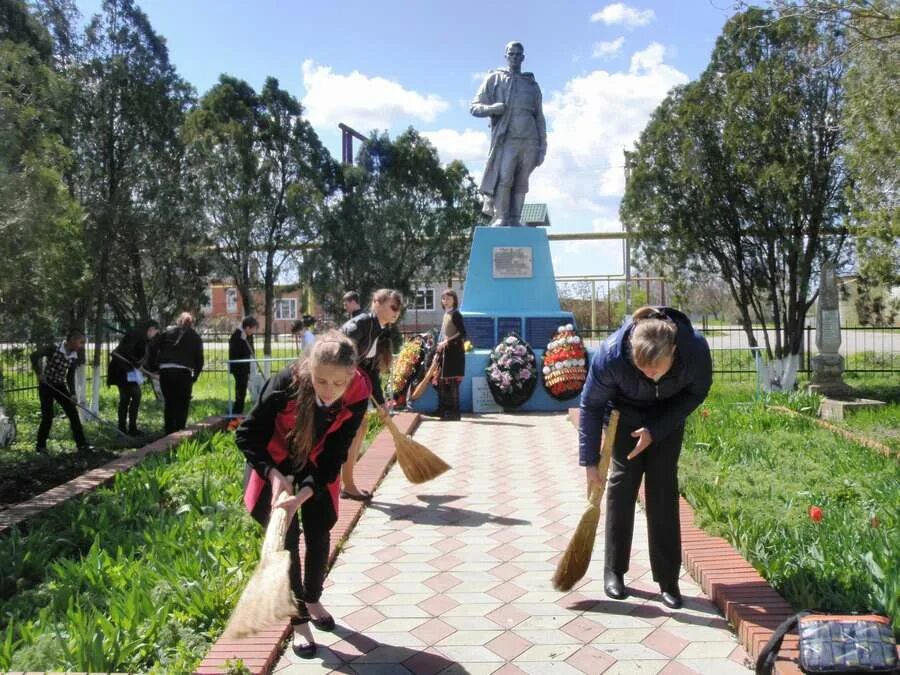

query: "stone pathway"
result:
(273, 412), (751, 674)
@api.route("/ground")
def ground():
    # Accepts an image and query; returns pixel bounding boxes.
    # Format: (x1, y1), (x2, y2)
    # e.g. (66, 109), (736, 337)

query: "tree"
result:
(0, 0), (86, 340)
(185, 76), (337, 354)
(621, 8), (849, 390)
(70, 0), (200, 406)
(313, 129), (480, 310)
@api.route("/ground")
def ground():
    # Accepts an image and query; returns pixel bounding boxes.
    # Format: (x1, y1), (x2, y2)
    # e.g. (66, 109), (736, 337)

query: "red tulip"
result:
(809, 506), (823, 522)
(700, 408), (710, 418)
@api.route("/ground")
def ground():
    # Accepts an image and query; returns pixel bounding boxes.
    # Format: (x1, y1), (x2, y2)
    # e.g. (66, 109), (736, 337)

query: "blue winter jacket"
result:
(578, 308), (712, 466)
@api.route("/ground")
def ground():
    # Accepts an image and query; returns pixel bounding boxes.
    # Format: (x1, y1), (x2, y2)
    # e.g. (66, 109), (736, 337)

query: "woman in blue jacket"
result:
(579, 306), (712, 609)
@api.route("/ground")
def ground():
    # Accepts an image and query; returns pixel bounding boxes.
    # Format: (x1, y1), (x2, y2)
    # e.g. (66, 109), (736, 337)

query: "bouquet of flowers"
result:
(390, 335), (426, 407)
(541, 324), (588, 401)
(485, 333), (537, 408)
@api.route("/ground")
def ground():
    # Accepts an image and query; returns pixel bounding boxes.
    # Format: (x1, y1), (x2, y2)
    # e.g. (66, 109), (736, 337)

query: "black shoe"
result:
(604, 571), (628, 600)
(77, 444), (95, 453)
(660, 584), (683, 609)
(128, 428), (143, 437)
(291, 638), (317, 659)
(35, 445), (48, 454)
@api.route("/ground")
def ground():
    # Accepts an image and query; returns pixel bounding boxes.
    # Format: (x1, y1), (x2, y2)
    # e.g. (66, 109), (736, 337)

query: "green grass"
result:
(680, 379), (899, 636)
(0, 431), (261, 673)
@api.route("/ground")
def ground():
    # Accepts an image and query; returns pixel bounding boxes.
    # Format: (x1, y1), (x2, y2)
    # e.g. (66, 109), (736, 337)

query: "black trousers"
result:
(604, 410), (685, 589)
(249, 472), (332, 616)
(159, 369), (193, 434)
(232, 371), (249, 415)
(115, 382), (142, 432)
(37, 382), (87, 448)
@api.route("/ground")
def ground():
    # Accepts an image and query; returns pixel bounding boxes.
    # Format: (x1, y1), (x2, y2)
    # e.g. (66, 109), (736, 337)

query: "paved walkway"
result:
(273, 413), (751, 674)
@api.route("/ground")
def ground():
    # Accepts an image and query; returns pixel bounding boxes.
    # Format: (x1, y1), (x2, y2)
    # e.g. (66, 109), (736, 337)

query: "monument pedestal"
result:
(818, 397), (886, 422)
(429, 226), (577, 413)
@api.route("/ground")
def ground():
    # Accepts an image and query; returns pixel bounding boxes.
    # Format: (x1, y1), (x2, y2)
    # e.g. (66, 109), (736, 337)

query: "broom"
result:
(373, 397), (451, 483)
(222, 497), (300, 638)
(410, 358), (440, 401)
(552, 409), (620, 592)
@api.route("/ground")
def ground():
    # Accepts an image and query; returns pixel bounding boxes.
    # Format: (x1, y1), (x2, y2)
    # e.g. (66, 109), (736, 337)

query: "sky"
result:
(74, 0), (736, 279)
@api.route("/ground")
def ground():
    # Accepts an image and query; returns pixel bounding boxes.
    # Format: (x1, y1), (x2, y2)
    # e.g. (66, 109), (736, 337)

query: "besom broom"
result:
(223, 496), (300, 638)
(410, 357), (440, 401)
(552, 409), (620, 592)
(374, 397), (451, 483)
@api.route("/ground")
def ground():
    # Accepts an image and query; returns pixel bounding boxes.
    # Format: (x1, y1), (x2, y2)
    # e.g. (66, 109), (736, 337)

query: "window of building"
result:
(275, 298), (297, 320)
(413, 288), (435, 311)
(225, 288), (238, 312)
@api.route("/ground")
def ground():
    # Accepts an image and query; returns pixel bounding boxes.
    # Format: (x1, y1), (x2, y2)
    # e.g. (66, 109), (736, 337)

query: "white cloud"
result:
(300, 60), (448, 131)
(592, 37), (625, 59)
(528, 42), (688, 211)
(422, 128), (490, 166)
(590, 3), (655, 28)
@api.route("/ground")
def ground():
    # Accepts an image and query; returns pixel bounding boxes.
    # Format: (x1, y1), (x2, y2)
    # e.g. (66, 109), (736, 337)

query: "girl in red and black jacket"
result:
(235, 330), (371, 659)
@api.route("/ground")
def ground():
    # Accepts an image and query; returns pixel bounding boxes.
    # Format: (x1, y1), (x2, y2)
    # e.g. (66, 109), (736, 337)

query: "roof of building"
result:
(522, 203), (551, 227)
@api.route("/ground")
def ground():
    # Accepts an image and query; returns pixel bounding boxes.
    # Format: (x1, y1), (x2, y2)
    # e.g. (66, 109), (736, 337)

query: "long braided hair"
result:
(284, 331), (357, 470)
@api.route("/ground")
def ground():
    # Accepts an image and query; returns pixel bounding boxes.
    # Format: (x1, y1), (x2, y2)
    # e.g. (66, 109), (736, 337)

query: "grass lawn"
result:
(680, 377), (899, 636)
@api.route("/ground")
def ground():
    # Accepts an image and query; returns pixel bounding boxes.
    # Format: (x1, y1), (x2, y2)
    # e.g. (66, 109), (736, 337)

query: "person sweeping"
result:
(338, 288), (403, 501)
(579, 306), (711, 609)
(235, 331), (370, 658)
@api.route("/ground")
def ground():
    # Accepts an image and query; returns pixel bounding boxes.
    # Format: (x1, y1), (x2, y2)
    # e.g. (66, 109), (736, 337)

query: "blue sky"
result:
(75, 0), (735, 278)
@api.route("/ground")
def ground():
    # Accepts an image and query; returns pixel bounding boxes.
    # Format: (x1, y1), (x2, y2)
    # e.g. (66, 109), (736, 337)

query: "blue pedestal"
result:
(438, 226), (577, 412)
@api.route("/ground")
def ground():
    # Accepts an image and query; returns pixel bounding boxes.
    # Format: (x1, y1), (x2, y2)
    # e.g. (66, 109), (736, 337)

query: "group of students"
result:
(31, 292), (712, 655)
(29, 312), (205, 452)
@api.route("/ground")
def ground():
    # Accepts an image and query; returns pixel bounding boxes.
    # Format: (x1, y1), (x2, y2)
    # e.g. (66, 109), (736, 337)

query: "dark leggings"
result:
(36, 382), (87, 448)
(604, 411), (685, 589)
(115, 382), (142, 431)
(249, 473), (332, 620)
(159, 369), (193, 434)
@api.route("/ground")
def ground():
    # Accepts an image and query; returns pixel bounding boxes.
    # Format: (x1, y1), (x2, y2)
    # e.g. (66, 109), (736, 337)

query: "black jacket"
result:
(107, 328), (150, 387)
(228, 329), (255, 376)
(578, 307), (712, 466)
(340, 311), (390, 404)
(147, 326), (204, 382)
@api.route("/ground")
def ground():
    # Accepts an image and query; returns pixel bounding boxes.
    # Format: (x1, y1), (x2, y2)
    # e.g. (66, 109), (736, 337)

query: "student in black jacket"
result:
(30, 330), (93, 453)
(579, 306), (712, 610)
(147, 312), (204, 434)
(338, 288), (403, 500)
(107, 320), (160, 435)
(228, 316), (258, 415)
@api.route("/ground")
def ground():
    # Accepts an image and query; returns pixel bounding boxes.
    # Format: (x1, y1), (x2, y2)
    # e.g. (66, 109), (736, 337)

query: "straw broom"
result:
(373, 398), (451, 483)
(410, 358), (440, 401)
(552, 409), (620, 592)
(223, 498), (299, 639)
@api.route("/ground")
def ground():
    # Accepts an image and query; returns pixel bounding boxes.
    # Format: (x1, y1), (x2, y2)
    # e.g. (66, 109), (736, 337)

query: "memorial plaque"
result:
(472, 376), (502, 413)
(818, 309), (841, 351)
(526, 317), (563, 348)
(497, 317), (522, 339)
(465, 316), (496, 349)
(492, 246), (533, 278)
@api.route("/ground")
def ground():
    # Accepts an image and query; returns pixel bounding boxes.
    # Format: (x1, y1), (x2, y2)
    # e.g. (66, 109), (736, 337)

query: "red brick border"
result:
(194, 412), (421, 675)
(0, 415), (228, 536)
(567, 408), (802, 674)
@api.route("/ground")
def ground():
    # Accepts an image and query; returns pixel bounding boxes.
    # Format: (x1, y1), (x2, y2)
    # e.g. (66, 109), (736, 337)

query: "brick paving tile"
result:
(261, 414), (757, 674)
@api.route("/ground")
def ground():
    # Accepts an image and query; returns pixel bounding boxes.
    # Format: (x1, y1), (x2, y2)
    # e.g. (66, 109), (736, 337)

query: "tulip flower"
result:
(809, 506), (823, 522)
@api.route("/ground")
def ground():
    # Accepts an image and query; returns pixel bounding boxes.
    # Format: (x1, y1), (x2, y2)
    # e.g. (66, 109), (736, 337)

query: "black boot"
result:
(428, 381), (446, 418)
(604, 570), (628, 600)
(441, 380), (461, 421)
(660, 581), (683, 609)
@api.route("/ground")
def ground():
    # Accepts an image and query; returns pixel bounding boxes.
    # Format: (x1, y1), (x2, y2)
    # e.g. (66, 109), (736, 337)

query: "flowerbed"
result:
(679, 381), (899, 637)
(0, 431), (260, 673)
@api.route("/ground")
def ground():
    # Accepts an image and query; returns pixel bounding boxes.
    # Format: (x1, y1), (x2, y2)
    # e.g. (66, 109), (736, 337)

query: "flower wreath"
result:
(485, 332), (538, 408)
(390, 335), (427, 407)
(541, 323), (588, 401)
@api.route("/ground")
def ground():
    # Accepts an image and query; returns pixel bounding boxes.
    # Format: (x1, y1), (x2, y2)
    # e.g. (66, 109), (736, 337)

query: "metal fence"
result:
(2, 326), (897, 403)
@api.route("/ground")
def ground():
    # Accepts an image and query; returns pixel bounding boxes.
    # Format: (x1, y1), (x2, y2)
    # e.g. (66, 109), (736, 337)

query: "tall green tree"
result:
(621, 8), (849, 390)
(313, 128), (479, 310)
(70, 0), (200, 406)
(185, 76), (337, 354)
(0, 0), (86, 340)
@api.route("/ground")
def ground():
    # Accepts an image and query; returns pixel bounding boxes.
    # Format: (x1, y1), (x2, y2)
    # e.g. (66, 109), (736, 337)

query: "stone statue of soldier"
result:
(471, 41), (547, 227)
